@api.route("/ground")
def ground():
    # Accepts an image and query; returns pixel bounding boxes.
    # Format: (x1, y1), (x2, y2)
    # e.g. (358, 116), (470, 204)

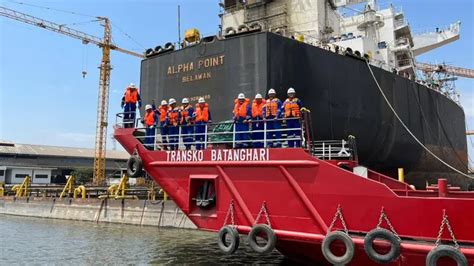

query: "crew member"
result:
(263, 88), (282, 147)
(121, 83), (142, 128)
(165, 98), (181, 150)
(180, 98), (194, 150)
(194, 97), (211, 150)
(251, 94), (266, 148)
(157, 100), (169, 150)
(143, 104), (158, 150)
(282, 88), (302, 147)
(233, 93), (251, 148)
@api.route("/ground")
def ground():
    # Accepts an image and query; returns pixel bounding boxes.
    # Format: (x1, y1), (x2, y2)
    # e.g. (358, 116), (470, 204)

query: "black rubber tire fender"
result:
(248, 224), (277, 254)
(321, 231), (355, 265)
(217, 225), (240, 254)
(364, 228), (401, 264)
(126, 155), (143, 177)
(426, 245), (468, 266)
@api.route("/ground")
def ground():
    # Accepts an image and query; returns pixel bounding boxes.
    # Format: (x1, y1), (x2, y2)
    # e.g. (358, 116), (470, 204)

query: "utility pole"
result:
(178, 5), (181, 48)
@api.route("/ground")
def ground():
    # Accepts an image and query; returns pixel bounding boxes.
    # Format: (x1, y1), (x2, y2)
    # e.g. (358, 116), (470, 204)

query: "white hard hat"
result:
(268, 89), (276, 95)
(161, 100), (168, 105)
(129, 83), (136, 89)
(198, 97), (205, 103)
(238, 93), (245, 99)
(145, 104), (153, 110)
(255, 93), (262, 99)
(182, 98), (189, 104)
(169, 98), (176, 105)
(287, 87), (296, 94)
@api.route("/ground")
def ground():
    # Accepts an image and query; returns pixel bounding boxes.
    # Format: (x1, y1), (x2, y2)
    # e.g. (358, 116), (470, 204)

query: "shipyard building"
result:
(0, 141), (128, 184)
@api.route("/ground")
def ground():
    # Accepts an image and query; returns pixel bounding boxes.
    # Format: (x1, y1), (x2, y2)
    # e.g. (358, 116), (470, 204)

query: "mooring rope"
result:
(366, 60), (473, 179)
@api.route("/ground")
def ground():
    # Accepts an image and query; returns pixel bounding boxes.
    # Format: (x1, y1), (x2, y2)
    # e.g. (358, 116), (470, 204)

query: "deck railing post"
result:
(322, 142), (325, 160)
(178, 126), (182, 150)
(300, 118), (305, 148)
(204, 124), (208, 149)
(232, 122), (236, 148)
(263, 120), (267, 148)
(154, 127), (157, 150)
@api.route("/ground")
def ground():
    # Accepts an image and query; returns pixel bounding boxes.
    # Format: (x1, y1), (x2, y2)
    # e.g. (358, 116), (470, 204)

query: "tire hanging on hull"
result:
(321, 231), (355, 265)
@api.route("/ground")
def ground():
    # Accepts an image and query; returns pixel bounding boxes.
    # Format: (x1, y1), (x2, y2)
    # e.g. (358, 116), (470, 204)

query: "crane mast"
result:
(94, 17), (112, 185)
(0, 6), (144, 185)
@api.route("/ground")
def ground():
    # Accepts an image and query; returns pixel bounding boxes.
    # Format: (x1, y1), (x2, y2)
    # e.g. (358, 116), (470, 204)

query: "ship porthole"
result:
(248, 224), (276, 254)
(217, 225), (240, 254)
(364, 228), (401, 263)
(321, 231), (355, 265)
(426, 245), (467, 266)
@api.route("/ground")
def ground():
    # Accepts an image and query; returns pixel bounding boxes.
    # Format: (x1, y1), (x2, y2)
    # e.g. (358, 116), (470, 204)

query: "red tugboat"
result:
(114, 115), (474, 266)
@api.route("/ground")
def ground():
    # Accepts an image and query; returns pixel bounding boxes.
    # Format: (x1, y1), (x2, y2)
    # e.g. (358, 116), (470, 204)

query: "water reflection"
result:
(0, 215), (299, 265)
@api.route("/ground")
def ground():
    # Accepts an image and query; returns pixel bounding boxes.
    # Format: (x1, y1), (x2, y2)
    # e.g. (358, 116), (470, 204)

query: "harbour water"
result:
(0, 215), (292, 264)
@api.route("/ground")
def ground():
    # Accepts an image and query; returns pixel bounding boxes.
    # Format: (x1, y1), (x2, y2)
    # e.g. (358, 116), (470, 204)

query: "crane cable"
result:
(366, 60), (473, 179)
(6, 0), (96, 18)
(111, 22), (145, 50)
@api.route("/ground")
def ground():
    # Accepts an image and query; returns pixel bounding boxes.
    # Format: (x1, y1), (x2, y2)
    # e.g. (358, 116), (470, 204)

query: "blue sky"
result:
(0, 0), (473, 165)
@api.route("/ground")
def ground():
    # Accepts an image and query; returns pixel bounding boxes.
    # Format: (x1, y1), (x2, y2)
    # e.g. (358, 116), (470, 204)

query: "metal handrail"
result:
(115, 111), (358, 162)
(116, 112), (306, 150)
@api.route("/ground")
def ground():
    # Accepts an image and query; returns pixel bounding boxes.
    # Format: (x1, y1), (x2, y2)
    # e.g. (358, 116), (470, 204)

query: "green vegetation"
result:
(71, 168), (94, 184)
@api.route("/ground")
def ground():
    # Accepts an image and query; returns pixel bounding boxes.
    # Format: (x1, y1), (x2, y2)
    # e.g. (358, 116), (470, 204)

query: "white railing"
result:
(116, 113), (306, 151)
(310, 139), (357, 161)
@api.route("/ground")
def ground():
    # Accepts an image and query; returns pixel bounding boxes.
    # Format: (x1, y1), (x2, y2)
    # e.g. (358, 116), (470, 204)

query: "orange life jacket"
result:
(195, 103), (209, 122)
(233, 98), (250, 119)
(251, 99), (266, 118)
(180, 105), (192, 124)
(284, 98), (301, 118)
(167, 108), (180, 126)
(265, 98), (279, 118)
(124, 89), (138, 104)
(158, 105), (169, 122)
(144, 111), (155, 126)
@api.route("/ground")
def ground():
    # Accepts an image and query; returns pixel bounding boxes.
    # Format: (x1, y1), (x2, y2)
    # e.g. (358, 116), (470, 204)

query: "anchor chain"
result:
(254, 201), (271, 227)
(376, 207), (401, 241)
(327, 204), (349, 235)
(223, 200), (236, 227)
(435, 209), (459, 248)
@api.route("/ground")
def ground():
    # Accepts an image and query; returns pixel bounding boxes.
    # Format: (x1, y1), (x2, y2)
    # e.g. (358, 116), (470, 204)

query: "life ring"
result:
(426, 245), (467, 266)
(321, 231), (355, 265)
(364, 228), (401, 264)
(126, 155), (143, 177)
(248, 224), (276, 254)
(217, 225), (240, 254)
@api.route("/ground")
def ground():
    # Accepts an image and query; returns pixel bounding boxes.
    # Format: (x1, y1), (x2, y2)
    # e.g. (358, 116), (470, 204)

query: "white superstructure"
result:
(220, 0), (461, 76)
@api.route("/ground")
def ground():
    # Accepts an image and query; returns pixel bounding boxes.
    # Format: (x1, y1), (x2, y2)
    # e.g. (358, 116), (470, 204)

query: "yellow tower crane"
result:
(0, 6), (145, 185)
(416, 62), (474, 79)
(416, 62), (474, 137)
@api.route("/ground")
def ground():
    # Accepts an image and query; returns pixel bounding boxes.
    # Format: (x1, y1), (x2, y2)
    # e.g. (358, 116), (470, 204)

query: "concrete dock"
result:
(0, 197), (195, 229)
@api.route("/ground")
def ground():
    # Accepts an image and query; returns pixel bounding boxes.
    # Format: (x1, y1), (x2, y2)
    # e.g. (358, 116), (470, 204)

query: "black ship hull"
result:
(140, 32), (470, 188)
